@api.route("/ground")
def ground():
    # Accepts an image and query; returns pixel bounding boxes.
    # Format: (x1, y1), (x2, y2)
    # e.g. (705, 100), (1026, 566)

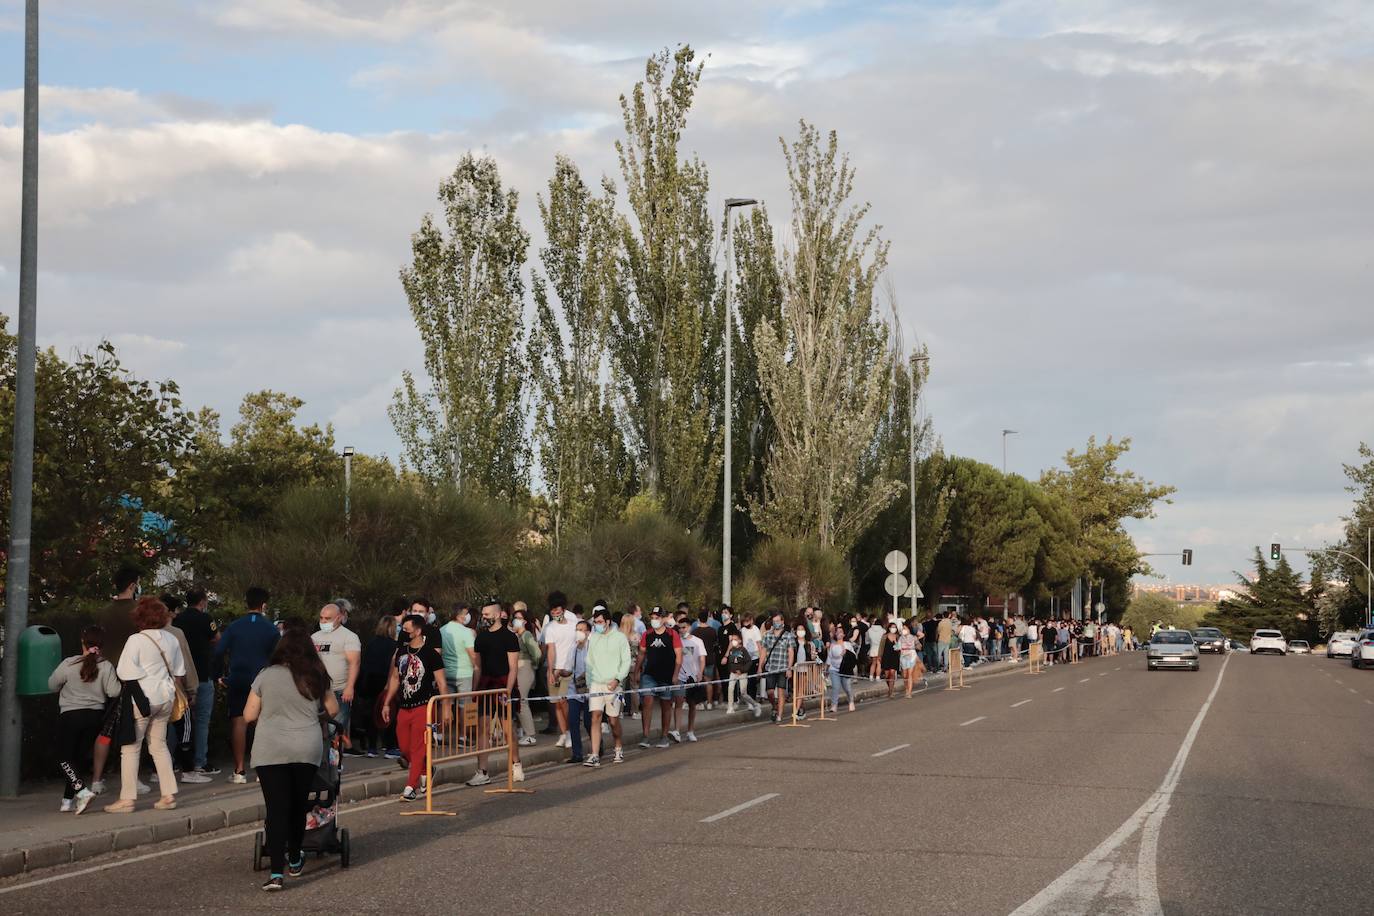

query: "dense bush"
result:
(740, 537), (851, 614)
(208, 482), (525, 618)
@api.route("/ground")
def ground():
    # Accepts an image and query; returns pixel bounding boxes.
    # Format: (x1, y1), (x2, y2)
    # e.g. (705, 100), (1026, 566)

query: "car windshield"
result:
(1193, 629), (1222, 638)
(1153, 632), (1193, 645)
(1289, 641), (1308, 647)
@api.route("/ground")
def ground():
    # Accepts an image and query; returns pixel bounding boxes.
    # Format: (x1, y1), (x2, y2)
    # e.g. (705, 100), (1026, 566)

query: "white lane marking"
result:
(1079, 678), (1091, 683)
(1365, 700), (1373, 706)
(701, 793), (779, 823)
(871, 743), (910, 758)
(1114, 667), (1121, 671)
(0, 786), (428, 896)
(1335, 679), (1344, 685)
(1011, 651), (1232, 916)
(1098, 672), (1108, 677)
(960, 716), (986, 726)
(1052, 687), (1066, 693)
(1011, 699), (1033, 708)
(1349, 688), (1358, 694)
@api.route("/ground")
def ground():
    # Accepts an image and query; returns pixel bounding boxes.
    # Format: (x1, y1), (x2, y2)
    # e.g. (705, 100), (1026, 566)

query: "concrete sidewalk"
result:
(0, 652), (1048, 877)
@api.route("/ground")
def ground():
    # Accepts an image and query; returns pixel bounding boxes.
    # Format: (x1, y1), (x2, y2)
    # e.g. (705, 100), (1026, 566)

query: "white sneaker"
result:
(90, 780), (106, 795)
(685, 731), (697, 743)
(512, 763), (525, 783)
(555, 733), (570, 748)
(419, 776), (427, 793)
(74, 787), (95, 815)
(613, 747), (624, 764)
(465, 770), (491, 787)
(518, 736), (537, 747)
(726, 705), (736, 714)
(59, 798), (75, 813)
(752, 706), (762, 718)
(136, 780), (151, 796)
(401, 786), (417, 802)
(227, 771), (248, 785)
(180, 769), (212, 784)
(601, 722), (610, 734)
(668, 730), (682, 743)
(629, 712), (640, 719)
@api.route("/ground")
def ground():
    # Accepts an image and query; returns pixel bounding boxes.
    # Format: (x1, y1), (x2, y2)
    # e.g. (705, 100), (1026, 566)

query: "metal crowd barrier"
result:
(401, 686), (533, 817)
(780, 661), (828, 727)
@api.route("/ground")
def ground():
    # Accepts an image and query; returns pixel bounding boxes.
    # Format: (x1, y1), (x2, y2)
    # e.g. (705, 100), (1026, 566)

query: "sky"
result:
(2, 0), (1372, 586)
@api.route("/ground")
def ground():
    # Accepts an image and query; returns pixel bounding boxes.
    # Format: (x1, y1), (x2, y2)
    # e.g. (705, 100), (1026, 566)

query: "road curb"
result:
(2, 655), (1042, 877)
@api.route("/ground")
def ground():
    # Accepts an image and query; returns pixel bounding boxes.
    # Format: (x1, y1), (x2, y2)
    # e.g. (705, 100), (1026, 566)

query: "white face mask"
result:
(575, 631), (587, 644)
(460, 613), (471, 626)
(319, 621), (335, 634)
(425, 612), (436, 625)
(513, 618), (525, 630)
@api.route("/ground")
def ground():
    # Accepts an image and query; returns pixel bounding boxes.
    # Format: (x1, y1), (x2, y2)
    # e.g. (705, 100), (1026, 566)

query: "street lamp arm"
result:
(1283, 547), (1374, 580)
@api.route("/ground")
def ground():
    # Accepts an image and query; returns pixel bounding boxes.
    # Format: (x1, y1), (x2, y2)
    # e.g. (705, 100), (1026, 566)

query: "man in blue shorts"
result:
(213, 586), (279, 784)
(636, 608), (681, 749)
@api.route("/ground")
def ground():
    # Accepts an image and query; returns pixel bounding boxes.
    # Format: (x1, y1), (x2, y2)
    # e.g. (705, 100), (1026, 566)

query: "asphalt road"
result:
(3, 650), (1371, 914)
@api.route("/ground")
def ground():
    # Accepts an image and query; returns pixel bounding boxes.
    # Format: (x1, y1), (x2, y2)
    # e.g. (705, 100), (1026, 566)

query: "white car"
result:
(1351, 630), (1374, 669)
(1250, 629), (1287, 655)
(1288, 640), (1310, 655)
(1327, 632), (1359, 658)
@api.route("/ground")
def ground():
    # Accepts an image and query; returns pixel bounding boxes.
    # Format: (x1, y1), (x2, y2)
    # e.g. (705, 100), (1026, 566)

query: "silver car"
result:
(1148, 630), (1200, 671)
(1327, 632), (1358, 658)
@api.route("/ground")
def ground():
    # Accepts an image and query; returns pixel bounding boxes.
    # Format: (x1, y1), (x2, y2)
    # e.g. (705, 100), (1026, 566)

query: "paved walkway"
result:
(0, 654), (1042, 877)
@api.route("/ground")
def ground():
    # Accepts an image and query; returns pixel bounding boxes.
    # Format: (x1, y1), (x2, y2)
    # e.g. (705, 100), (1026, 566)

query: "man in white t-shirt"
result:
(312, 602), (361, 733)
(540, 592), (579, 749)
(674, 620), (706, 742)
(738, 614), (763, 702)
(958, 619), (978, 668)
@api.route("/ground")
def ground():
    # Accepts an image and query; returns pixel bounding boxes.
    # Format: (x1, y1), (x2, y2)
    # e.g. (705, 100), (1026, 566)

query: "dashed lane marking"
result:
(701, 793), (779, 823)
(960, 716), (986, 727)
(1011, 699), (1033, 708)
(871, 743), (910, 758)
(1052, 687), (1066, 693)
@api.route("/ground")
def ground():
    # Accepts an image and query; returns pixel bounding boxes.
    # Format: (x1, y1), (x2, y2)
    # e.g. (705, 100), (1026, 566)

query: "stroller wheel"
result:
(339, 829), (351, 868)
(252, 831), (264, 872)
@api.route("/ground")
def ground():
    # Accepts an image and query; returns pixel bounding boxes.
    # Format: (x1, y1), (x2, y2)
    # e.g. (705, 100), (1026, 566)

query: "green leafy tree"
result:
(930, 459), (1042, 601)
(528, 156), (633, 543)
(740, 536), (852, 612)
(750, 122), (897, 553)
(1202, 549), (1314, 639)
(609, 45), (723, 529)
(0, 319), (194, 603)
(391, 153), (530, 502)
(1121, 591), (1184, 636)
(1040, 436), (1176, 609)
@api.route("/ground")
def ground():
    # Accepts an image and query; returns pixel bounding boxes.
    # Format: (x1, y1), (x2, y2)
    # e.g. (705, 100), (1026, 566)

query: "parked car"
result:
(1191, 627), (1227, 654)
(1148, 630), (1200, 671)
(1351, 630), (1374, 669)
(1327, 631), (1359, 658)
(1250, 629), (1287, 655)
(1288, 640), (1310, 655)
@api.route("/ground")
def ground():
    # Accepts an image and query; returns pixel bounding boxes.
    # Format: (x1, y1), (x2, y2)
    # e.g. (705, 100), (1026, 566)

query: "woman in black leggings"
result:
(243, 629), (339, 891)
(48, 626), (119, 813)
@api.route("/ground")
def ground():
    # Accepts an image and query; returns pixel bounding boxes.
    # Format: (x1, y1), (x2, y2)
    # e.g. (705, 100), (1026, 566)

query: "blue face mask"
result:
(593, 623), (606, 634)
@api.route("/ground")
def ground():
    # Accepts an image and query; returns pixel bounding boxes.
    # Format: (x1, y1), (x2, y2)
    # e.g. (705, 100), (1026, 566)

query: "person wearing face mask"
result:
(584, 606), (629, 766)
(540, 592), (578, 750)
(758, 612), (797, 722)
(469, 602), (524, 786)
(825, 627), (858, 713)
(560, 621), (594, 763)
(723, 630), (761, 716)
(510, 609), (541, 746)
(311, 602), (361, 743)
(880, 621), (901, 698)
(439, 603), (477, 742)
(636, 608), (682, 748)
(899, 623), (923, 698)
(674, 619), (707, 742)
(380, 615), (448, 801)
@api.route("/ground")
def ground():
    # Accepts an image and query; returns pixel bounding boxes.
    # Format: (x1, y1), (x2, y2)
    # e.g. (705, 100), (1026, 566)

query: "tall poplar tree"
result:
(609, 45), (723, 530)
(750, 122), (898, 553)
(390, 153), (530, 502)
(528, 156), (633, 544)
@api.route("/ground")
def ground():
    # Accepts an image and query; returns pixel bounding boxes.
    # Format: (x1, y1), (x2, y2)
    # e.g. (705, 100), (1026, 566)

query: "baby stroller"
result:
(253, 717), (352, 870)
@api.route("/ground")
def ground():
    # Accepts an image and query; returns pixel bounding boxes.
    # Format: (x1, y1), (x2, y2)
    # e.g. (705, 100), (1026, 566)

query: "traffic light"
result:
(1182, 549), (1193, 566)
(1270, 543), (1281, 561)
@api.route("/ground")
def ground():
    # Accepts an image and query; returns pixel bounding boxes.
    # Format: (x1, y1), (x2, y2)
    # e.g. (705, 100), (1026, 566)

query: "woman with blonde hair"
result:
(618, 611), (642, 719)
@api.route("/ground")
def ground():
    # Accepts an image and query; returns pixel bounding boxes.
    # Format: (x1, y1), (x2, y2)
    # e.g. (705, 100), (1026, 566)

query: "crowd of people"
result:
(44, 566), (1139, 890)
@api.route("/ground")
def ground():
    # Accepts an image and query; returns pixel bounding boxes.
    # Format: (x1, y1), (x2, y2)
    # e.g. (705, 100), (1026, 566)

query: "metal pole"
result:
(1367, 527), (1371, 629)
(1, 0), (40, 799)
(909, 364), (917, 618)
(721, 211), (733, 607)
(343, 449), (353, 527)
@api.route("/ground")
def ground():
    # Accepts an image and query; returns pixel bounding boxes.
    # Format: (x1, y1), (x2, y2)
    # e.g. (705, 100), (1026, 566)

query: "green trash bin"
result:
(17, 625), (63, 696)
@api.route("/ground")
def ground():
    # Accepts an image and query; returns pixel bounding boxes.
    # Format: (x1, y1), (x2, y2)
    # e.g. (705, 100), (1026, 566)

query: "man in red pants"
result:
(381, 615), (448, 802)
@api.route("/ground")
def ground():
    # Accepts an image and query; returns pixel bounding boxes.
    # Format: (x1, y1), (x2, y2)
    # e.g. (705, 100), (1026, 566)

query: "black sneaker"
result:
(262, 875), (284, 892)
(287, 857), (304, 878)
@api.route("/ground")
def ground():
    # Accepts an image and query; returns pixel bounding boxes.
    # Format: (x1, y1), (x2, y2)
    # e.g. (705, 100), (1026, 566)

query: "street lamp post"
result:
(721, 197), (757, 607)
(343, 446), (355, 528)
(908, 354), (929, 617)
(1, 0), (39, 799)
(1001, 429), (1018, 474)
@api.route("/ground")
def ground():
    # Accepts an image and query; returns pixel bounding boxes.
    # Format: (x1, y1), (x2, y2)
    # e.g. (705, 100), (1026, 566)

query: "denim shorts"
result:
(639, 674), (674, 700)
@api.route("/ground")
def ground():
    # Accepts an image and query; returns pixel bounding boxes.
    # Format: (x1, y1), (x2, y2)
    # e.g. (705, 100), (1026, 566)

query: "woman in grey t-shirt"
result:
(244, 630), (338, 891)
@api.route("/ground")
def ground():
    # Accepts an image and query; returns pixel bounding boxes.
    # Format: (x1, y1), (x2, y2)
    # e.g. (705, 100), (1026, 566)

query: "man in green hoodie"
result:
(583, 603), (630, 767)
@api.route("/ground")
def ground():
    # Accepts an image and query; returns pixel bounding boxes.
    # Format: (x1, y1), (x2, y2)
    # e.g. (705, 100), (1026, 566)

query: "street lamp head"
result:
(1002, 429), (1018, 436)
(725, 197), (758, 209)
(342, 446), (355, 458)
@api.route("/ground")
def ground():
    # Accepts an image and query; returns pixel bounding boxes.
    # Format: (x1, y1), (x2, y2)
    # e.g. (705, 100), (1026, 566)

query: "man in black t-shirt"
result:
(381, 615), (447, 801)
(470, 601), (523, 786)
(176, 588), (220, 780)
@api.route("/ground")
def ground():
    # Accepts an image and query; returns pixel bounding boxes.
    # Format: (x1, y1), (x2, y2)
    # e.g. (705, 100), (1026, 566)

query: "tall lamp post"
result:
(1, 0), (39, 799)
(908, 354), (929, 617)
(721, 197), (757, 606)
(342, 446), (355, 528)
(1001, 428), (1018, 474)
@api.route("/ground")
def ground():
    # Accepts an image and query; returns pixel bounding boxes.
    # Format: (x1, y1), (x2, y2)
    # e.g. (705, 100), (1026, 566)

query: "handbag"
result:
(142, 632), (189, 722)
